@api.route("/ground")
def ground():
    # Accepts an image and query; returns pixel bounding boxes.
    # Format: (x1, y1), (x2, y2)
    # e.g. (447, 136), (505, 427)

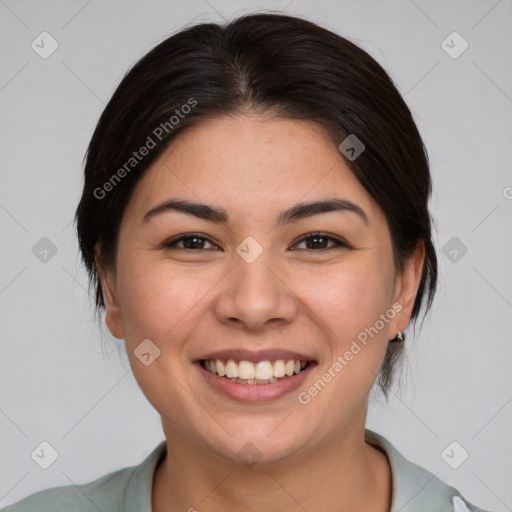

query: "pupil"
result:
(308, 235), (326, 249)
(185, 236), (202, 249)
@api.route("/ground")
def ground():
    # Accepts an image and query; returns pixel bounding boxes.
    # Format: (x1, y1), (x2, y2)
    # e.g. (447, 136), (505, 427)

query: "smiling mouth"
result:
(200, 358), (311, 385)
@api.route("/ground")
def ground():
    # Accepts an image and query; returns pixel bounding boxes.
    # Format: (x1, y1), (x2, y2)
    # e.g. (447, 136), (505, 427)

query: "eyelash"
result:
(163, 232), (350, 253)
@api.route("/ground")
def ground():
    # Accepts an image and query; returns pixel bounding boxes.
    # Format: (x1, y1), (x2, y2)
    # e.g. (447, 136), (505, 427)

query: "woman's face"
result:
(99, 114), (423, 464)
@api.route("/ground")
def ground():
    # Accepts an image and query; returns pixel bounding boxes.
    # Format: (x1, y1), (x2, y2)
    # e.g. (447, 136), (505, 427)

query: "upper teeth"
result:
(203, 359), (307, 380)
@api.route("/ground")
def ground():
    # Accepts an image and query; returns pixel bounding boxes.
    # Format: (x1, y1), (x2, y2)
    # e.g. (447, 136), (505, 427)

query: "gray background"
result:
(1, 0), (511, 510)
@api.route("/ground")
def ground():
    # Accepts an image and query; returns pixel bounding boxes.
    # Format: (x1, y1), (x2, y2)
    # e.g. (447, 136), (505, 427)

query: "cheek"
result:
(113, 260), (209, 409)
(115, 257), (208, 347)
(115, 250), (396, 347)
(297, 260), (395, 340)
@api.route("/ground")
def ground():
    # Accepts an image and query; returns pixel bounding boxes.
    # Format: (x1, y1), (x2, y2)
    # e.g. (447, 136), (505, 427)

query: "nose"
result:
(213, 246), (299, 332)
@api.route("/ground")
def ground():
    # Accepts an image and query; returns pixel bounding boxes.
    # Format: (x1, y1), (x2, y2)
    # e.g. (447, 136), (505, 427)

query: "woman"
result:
(2, 12), (492, 512)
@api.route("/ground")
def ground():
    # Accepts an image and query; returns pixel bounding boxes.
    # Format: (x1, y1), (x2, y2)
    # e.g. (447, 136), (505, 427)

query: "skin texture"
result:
(97, 113), (424, 512)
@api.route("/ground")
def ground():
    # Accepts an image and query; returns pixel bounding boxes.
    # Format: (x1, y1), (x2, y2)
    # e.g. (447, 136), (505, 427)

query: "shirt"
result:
(1, 429), (493, 512)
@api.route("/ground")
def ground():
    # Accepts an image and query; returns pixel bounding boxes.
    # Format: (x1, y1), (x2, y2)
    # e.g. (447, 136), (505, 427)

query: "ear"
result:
(390, 240), (425, 336)
(94, 244), (124, 339)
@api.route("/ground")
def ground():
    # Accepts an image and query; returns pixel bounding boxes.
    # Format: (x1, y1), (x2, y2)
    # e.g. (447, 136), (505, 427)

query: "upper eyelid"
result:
(164, 232), (349, 249)
(292, 233), (349, 249)
(163, 233), (217, 249)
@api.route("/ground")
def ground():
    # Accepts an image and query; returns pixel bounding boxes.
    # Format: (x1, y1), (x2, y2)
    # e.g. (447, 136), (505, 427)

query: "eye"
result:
(162, 232), (350, 252)
(292, 232), (350, 252)
(163, 233), (219, 251)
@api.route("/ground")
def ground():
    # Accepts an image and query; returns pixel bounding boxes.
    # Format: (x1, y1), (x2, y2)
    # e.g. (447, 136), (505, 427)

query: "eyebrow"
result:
(142, 197), (369, 227)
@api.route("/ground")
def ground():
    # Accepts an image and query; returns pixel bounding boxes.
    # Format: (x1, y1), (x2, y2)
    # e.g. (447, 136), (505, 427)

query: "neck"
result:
(152, 418), (392, 512)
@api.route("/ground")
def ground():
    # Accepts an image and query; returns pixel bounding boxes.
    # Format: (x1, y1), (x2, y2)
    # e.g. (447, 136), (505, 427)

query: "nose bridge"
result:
(214, 235), (297, 330)
(235, 241), (276, 295)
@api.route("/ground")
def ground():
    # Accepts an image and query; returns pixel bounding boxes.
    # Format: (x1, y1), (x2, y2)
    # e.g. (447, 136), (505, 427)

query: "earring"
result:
(391, 331), (405, 343)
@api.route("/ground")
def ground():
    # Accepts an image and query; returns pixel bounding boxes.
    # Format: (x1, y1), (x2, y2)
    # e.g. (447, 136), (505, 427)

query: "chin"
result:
(205, 422), (308, 466)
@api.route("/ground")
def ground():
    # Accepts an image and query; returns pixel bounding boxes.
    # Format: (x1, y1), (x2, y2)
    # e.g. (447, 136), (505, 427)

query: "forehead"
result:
(124, 114), (385, 227)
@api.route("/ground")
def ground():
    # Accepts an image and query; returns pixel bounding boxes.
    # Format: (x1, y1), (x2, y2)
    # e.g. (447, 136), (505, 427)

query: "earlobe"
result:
(94, 245), (124, 340)
(391, 241), (425, 334)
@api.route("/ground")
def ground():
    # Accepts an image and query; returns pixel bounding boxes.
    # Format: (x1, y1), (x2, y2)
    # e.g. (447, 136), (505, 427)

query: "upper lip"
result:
(197, 349), (316, 363)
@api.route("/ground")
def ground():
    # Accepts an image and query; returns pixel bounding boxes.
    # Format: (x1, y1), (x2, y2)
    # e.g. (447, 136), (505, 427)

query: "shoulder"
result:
(1, 466), (135, 512)
(1, 441), (167, 512)
(365, 429), (494, 512)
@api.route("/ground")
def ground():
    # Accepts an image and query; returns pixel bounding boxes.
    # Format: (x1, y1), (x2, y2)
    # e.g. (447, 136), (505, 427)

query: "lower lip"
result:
(195, 361), (315, 403)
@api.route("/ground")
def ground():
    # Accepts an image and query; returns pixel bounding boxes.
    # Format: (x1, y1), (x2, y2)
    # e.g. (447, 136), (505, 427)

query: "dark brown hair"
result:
(75, 12), (437, 398)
